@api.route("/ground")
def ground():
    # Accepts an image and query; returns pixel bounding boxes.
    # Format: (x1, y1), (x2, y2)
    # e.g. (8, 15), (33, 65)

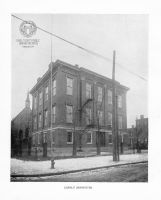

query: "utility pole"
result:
(72, 107), (77, 156)
(50, 62), (55, 168)
(50, 16), (55, 168)
(116, 95), (120, 160)
(112, 50), (119, 161)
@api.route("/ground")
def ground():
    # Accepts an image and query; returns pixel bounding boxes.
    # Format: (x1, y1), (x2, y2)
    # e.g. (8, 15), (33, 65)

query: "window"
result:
(66, 105), (73, 123)
(39, 91), (43, 106)
(33, 116), (37, 130)
(34, 95), (37, 109)
(66, 77), (73, 95)
(130, 138), (133, 146)
(118, 95), (122, 108)
(98, 110), (103, 125)
(50, 131), (55, 143)
(44, 110), (48, 126)
(118, 115), (123, 129)
(52, 132), (55, 143)
(43, 133), (46, 143)
(86, 108), (92, 125)
(108, 90), (112, 104)
(67, 131), (73, 144)
(38, 113), (42, 128)
(45, 86), (48, 101)
(32, 135), (36, 146)
(136, 120), (139, 127)
(97, 87), (103, 102)
(108, 112), (112, 127)
(37, 133), (40, 145)
(52, 105), (56, 123)
(86, 83), (92, 99)
(86, 132), (92, 144)
(52, 79), (56, 96)
(109, 134), (112, 144)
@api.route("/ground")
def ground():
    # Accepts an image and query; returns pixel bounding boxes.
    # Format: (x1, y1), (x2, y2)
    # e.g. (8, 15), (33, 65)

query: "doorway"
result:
(100, 132), (105, 146)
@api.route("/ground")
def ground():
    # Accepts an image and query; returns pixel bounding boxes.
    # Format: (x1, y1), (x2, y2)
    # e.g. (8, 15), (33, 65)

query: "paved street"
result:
(12, 162), (148, 182)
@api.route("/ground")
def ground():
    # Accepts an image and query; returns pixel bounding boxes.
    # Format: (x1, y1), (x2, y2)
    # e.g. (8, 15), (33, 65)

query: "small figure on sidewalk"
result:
(120, 142), (124, 154)
(136, 140), (141, 153)
(51, 157), (55, 169)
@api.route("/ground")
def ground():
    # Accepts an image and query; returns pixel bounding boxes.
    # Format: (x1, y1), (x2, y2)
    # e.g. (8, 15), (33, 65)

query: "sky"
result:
(12, 14), (148, 127)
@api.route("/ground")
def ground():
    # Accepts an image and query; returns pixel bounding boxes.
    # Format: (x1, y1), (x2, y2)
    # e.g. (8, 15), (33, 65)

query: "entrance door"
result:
(100, 132), (105, 146)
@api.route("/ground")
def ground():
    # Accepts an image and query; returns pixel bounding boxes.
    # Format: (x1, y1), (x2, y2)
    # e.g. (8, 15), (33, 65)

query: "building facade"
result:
(127, 115), (148, 150)
(136, 115), (148, 147)
(11, 92), (32, 156)
(30, 60), (129, 156)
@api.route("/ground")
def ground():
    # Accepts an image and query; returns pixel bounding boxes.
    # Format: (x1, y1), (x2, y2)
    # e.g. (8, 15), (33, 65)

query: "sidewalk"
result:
(11, 153), (148, 177)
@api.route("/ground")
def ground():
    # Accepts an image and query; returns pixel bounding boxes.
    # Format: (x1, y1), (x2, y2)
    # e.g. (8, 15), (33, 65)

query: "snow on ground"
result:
(11, 153), (148, 175)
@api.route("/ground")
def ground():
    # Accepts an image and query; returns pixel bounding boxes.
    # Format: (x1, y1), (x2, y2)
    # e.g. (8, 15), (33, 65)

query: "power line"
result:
(115, 62), (147, 81)
(12, 14), (147, 82)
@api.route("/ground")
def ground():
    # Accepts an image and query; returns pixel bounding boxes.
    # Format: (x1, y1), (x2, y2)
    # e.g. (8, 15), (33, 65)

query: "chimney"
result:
(140, 115), (144, 119)
(49, 62), (54, 69)
(37, 77), (41, 82)
(75, 64), (79, 68)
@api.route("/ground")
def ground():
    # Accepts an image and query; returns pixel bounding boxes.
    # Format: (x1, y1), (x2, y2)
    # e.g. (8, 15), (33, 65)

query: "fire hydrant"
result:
(51, 158), (55, 169)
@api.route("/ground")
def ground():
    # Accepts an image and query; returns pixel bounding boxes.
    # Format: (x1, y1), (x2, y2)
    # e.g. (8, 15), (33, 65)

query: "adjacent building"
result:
(11, 92), (32, 156)
(30, 60), (129, 156)
(136, 115), (148, 147)
(127, 115), (148, 149)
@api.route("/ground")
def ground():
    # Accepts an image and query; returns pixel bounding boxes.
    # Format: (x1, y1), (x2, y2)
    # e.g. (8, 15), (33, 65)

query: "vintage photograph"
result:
(11, 14), (148, 182)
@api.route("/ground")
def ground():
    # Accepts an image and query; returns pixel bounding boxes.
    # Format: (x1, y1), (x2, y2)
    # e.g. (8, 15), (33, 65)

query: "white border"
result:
(1, 1), (161, 200)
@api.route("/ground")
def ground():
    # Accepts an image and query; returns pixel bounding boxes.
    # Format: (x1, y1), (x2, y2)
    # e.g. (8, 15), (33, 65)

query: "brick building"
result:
(11, 92), (32, 156)
(30, 60), (129, 156)
(127, 115), (148, 150)
(136, 115), (148, 147)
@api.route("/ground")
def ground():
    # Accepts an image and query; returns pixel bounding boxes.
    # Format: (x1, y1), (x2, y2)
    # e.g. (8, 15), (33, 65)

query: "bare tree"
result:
(72, 99), (93, 156)
(91, 88), (105, 155)
(95, 100), (103, 155)
(72, 106), (79, 156)
(135, 127), (142, 153)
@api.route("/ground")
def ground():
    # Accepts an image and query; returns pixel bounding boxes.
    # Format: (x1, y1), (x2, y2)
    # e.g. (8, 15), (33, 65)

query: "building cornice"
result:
(30, 59), (129, 95)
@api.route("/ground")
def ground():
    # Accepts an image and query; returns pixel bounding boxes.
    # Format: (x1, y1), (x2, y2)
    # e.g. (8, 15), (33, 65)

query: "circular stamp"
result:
(19, 21), (37, 38)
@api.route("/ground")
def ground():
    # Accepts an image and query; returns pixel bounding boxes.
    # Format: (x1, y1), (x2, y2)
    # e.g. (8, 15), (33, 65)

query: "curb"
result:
(11, 160), (148, 178)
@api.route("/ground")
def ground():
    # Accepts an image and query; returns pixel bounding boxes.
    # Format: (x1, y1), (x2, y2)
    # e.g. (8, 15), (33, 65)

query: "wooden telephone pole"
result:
(112, 50), (119, 161)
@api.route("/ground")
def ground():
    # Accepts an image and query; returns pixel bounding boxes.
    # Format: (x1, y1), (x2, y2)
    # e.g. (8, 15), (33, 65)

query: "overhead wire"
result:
(12, 14), (147, 82)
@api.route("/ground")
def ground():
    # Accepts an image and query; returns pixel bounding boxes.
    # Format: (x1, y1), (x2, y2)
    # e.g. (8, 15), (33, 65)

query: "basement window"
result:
(67, 131), (73, 144)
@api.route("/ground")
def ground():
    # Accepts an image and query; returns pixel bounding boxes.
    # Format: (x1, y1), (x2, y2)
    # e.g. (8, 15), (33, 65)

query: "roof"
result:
(12, 107), (31, 122)
(80, 67), (129, 91)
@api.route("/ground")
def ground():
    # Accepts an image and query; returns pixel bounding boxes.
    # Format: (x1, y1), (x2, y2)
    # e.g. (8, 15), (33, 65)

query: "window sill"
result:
(67, 142), (73, 144)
